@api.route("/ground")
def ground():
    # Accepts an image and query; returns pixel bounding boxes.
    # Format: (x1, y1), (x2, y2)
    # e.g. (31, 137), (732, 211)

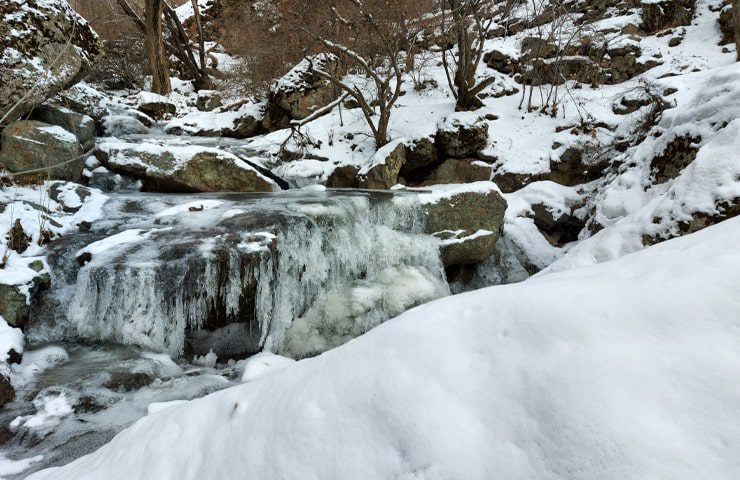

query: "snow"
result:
(240, 352), (295, 382)
(0, 454), (43, 480)
(28, 217), (740, 480)
(416, 181), (502, 204)
(154, 200), (223, 218)
(0, 317), (23, 362)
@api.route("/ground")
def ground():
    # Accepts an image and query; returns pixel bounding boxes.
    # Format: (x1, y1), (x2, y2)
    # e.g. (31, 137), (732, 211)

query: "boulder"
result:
(0, 284), (29, 329)
(165, 107), (263, 139)
(549, 147), (608, 186)
(0, 0), (102, 122)
(421, 159), (492, 186)
(423, 183), (507, 267)
(718, 4), (735, 46)
(640, 0), (695, 33)
(401, 137), (440, 178)
(102, 115), (150, 137)
(436, 115), (489, 159)
(30, 105), (95, 150)
(137, 92), (177, 118)
(359, 140), (406, 190)
(521, 36), (558, 59)
(483, 49), (520, 75)
(0, 376), (13, 408)
(0, 120), (84, 182)
(529, 203), (585, 247)
(196, 90), (223, 111)
(327, 165), (360, 188)
(58, 83), (110, 123)
(650, 135), (700, 183)
(262, 54), (340, 131)
(98, 142), (278, 193)
(492, 171), (548, 193)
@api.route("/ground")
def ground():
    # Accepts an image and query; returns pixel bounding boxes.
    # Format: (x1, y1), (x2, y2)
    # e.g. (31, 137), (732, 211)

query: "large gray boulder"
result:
(0, 0), (102, 122)
(0, 120), (84, 182)
(30, 104), (96, 150)
(262, 54), (340, 131)
(422, 182), (508, 267)
(97, 142), (279, 193)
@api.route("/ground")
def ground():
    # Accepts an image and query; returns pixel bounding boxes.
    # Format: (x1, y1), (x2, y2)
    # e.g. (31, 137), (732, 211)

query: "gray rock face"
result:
(98, 142), (278, 193)
(0, 120), (84, 182)
(436, 116), (489, 159)
(263, 54), (340, 131)
(30, 105), (96, 150)
(0, 0), (102, 122)
(641, 0), (695, 33)
(423, 184), (508, 266)
(401, 137), (440, 178)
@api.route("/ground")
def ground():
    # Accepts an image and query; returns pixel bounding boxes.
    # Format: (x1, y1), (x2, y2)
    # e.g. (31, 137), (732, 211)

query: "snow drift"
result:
(29, 216), (740, 480)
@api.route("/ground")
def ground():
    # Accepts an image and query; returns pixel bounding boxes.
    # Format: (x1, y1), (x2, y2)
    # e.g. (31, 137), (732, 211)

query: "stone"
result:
(400, 137), (440, 178)
(165, 109), (263, 139)
(0, 0), (102, 122)
(8, 219), (30, 254)
(102, 115), (150, 137)
(104, 371), (154, 392)
(0, 120), (84, 183)
(326, 165), (360, 188)
(650, 134), (700, 183)
(58, 84), (110, 123)
(718, 5), (735, 46)
(421, 159), (492, 186)
(529, 203), (585, 247)
(0, 284), (28, 329)
(423, 184), (508, 266)
(668, 37), (683, 47)
(484, 49), (520, 75)
(98, 143), (278, 193)
(196, 90), (223, 111)
(0, 376), (13, 408)
(521, 36), (558, 59)
(640, 0), (695, 33)
(30, 105), (96, 150)
(549, 147), (608, 186)
(137, 92), (177, 118)
(359, 140), (406, 190)
(436, 115), (489, 159)
(492, 171), (548, 193)
(263, 54), (341, 131)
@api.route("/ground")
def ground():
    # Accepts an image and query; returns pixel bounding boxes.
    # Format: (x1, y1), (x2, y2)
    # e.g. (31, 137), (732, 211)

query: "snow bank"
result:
(29, 217), (740, 480)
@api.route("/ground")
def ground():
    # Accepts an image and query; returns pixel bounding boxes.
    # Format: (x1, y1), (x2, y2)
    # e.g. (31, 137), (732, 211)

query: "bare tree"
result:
(145, 0), (171, 94)
(286, 0), (431, 148)
(440, 0), (497, 111)
(734, 0), (740, 61)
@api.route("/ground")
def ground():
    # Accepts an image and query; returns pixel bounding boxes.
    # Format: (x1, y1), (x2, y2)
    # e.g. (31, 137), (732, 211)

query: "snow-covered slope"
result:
(30, 217), (740, 480)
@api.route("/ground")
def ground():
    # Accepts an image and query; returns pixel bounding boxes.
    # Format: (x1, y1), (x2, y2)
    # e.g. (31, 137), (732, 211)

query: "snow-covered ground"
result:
(27, 215), (740, 480)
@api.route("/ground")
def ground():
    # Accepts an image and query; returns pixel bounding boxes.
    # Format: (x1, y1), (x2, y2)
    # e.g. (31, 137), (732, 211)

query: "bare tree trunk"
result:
(191, 0), (208, 78)
(733, 0), (740, 61)
(145, 0), (171, 95)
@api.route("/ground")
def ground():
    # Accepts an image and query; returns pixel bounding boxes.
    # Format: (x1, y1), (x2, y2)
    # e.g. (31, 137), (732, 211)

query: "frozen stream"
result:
(0, 188), (450, 476)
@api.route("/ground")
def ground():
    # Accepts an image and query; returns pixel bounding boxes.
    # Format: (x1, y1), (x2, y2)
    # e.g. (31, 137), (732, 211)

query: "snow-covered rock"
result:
(28, 217), (740, 480)
(0, 0), (101, 122)
(421, 182), (507, 266)
(0, 120), (84, 182)
(97, 141), (279, 193)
